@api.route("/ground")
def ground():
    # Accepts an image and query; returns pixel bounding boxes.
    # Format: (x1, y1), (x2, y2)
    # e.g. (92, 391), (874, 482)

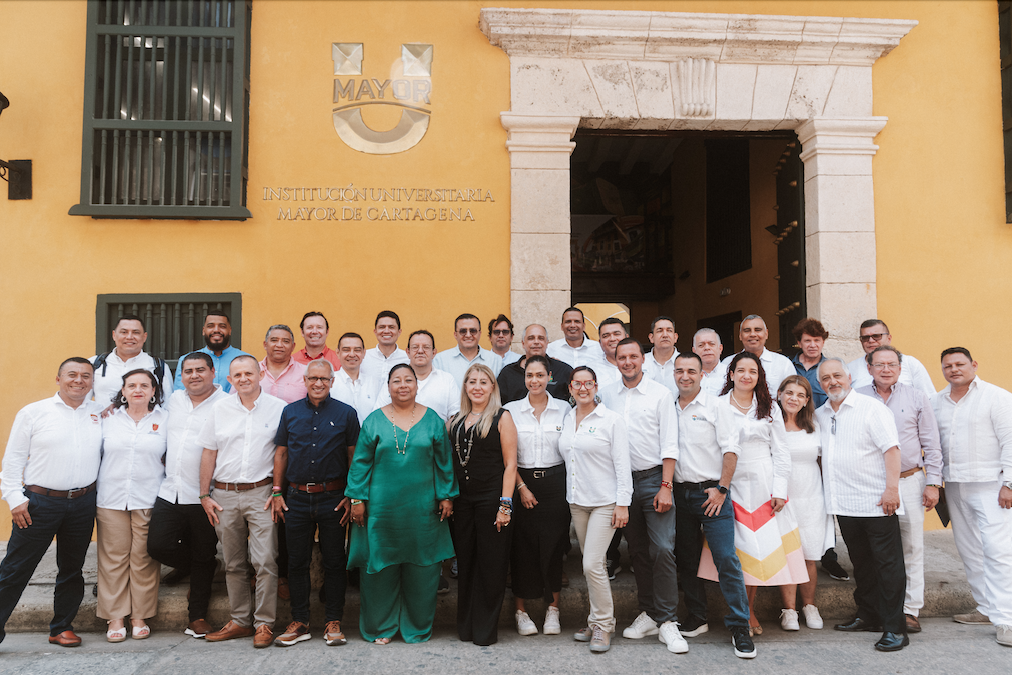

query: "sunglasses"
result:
(859, 333), (887, 343)
(491, 329), (512, 336)
(457, 328), (480, 335)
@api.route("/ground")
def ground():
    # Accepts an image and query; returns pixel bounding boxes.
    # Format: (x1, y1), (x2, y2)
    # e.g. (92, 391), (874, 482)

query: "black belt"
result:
(632, 465), (663, 478)
(518, 465), (565, 479)
(675, 480), (719, 491)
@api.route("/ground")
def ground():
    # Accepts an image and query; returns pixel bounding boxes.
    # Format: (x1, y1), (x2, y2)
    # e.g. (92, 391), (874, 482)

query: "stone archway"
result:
(480, 7), (916, 359)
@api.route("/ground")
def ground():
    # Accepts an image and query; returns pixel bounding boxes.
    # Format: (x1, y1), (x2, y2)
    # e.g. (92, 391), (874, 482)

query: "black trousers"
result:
(838, 515), (906, 634)
(454, 489), (512, 646)
(147, 497), (218, 622)
(510, 469), (569, 603)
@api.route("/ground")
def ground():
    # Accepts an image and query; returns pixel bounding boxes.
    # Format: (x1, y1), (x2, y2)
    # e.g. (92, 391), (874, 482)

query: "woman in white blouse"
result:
(97, 369), (167, 642)
(504, 356), (570, 637)
(775, 375), (834, 631)
(558, 366), (631, 653)
(698, 352), (808, 636)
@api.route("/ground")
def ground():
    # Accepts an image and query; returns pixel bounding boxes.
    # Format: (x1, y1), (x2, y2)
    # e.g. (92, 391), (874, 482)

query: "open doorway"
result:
(570, 131), (805, 356)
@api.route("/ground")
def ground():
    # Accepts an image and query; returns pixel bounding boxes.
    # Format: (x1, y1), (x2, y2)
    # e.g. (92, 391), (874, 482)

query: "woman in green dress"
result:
(347, 363), (458, 644)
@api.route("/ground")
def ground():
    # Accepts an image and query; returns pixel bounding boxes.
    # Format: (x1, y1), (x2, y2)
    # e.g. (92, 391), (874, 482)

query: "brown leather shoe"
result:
(185, 619), (216, 639)
(324, 620), (347, 646)
(905, 614), (922, 633)
(205, 620), (254, 642)
(48, 630), (82, 647)
(254, 624), (274, 648)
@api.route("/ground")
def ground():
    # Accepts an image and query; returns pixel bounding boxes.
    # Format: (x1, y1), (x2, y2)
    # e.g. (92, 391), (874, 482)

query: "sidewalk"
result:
(1, 529), (974, 633)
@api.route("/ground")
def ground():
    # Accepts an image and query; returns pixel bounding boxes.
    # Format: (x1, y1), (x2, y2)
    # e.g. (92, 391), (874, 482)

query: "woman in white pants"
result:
(558, 366), (631, 653)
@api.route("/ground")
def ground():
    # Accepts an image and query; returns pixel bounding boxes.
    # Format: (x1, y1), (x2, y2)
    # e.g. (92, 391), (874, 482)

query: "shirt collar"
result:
(186, 384), (224, 410)
(304, 395), (332, 411)
(260, 356), (298, 376)
(679, 388), (709, 409)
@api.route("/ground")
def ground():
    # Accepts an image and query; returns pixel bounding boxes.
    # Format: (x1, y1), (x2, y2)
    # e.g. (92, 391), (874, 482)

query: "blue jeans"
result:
(0, 490), (97, 640)
(626, 467), (679, 623)
(674, 484), (749, 628)
(285, 487), (347, 623)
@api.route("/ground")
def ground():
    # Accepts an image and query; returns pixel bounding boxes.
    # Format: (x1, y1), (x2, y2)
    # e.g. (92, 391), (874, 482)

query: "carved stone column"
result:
(500, 113), (580, 343)
(797, 117), (888, 362)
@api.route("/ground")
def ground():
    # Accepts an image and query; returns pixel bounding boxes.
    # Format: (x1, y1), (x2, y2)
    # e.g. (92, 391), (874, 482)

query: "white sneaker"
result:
(802, 604), (823, 630)
(543, 606), (561, 635)
(997, 624), (1012, 647)
(623, 611), (659, 639)
(658, 621), (688, 654)
(515, 610), (538, 636)
(780, 608), (800, 631)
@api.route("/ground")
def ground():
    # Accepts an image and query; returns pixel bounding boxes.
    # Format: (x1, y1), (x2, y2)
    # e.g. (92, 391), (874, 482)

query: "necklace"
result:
(730, 392), (753, 412)
(391, 404), (416, 454)
(454, 421), (476, 467)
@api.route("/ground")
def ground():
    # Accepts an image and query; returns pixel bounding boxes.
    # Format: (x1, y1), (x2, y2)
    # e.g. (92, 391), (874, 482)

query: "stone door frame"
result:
(480, 7), (916, 359)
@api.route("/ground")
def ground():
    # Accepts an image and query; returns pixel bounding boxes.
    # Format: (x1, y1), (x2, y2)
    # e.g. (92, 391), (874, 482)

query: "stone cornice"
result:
(479, 8), (917, 66)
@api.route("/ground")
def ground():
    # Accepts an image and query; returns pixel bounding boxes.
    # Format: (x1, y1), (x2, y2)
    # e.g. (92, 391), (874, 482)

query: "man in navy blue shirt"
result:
(269, 360), (360, 648)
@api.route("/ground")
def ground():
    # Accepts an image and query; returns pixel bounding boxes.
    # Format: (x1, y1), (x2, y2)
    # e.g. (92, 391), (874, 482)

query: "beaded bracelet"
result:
(498, 505), (513, 516)
(661, 481), (673, 490)
(500, 497), (513, 505)
(350, 499), (364, 505)
(198, 493), (211, 500)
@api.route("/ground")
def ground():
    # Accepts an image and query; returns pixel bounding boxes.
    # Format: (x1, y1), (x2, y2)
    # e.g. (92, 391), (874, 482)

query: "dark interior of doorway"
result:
(570, 130), (806, 355)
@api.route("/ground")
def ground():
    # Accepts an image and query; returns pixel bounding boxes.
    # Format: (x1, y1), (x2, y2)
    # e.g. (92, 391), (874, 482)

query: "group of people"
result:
(0, 306), (1009, 659)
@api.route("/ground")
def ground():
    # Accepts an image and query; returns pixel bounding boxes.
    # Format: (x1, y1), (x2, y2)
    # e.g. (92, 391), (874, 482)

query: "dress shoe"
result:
(185, 619), (215, 639)
(834, 617), (882, 632)
(48, 630), (82, 647)
(253, 624), (274, 648)
(205, 620), (254, 642)
(874, 632), (909, 652)
(905, 614), (921, 633)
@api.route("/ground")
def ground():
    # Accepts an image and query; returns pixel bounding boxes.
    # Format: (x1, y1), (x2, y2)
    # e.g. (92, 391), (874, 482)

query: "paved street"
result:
(0, 619), (1006, 675)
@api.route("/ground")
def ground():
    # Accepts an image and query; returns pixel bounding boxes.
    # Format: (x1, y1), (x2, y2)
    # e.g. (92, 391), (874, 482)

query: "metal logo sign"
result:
(332, 43), (432, 155)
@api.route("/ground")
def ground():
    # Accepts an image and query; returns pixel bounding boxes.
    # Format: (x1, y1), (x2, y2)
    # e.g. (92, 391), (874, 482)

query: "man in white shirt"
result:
(259, 325), (308, 404)
(594, 318), (626, 390)
(815, 358), (907, 652)
(375, 330), (460, 421)
(643, 316), (679, 397)
(362, 310), (409, 381)
(711, 315), (794, 399)
(931, 347), (1012, 647)
(0, 357), (104, 648)
(199, 355), (287, 648)
(547, 306), (605, 368)
(91, 314), (173, 406)
(432, 313), (504, 386)
(603, 339), (684, 654)
(670, 353), (754, 659)
(692, 328), (725, 397)
(848, 319), (935, 395)
(148, 352), (228, 640)
(488, 314), (522, 366)
(331, 333), (381, 425)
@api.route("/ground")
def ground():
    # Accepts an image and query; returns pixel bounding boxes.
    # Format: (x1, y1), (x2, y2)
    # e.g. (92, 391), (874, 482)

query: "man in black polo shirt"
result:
(269, 359), (360, 647)
(497, 324), (573, 404)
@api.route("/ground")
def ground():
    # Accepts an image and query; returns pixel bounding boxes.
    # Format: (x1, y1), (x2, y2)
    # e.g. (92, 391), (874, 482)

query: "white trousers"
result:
(570, 503), (616, 632)
(898, 471), (926, 616)
(947, 481), (1012, 626)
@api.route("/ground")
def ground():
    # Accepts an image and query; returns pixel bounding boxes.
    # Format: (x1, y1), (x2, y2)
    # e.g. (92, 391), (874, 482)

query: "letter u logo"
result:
(331, 43), (432, 155)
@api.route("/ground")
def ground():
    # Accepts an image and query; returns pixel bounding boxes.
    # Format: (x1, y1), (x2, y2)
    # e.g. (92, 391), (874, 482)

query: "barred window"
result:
(70, 0), (252, 219)
(96, 293), (243, 369)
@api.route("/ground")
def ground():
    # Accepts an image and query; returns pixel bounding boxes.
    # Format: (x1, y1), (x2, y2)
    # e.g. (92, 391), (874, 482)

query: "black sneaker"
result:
(607, 560), (621, 581)
(731, 626), (756, 659)
(678, 615), (709, 638)
(437, 575), (450, 595)
(822, 558), (850, 581)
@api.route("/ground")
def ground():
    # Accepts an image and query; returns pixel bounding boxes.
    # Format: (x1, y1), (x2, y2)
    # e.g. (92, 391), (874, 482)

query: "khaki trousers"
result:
(570, 503), (617, 632)
(95, 507), (160, 620)
(213, 485), (278, 629)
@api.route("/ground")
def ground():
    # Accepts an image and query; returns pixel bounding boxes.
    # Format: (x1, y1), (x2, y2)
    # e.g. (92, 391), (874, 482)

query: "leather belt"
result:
(675, 480), (720, 491)
(213, 477), (273, 492)
(900, 467), (924, 479)
(519, 465), (566, 479)
(25, 482), (96, 499)
(292, 479), (346, 494)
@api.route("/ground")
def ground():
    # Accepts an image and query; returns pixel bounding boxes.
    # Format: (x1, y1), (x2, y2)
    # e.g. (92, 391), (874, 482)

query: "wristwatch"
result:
(1002, 481), (1012, 491)
(717, 484), (729, 495)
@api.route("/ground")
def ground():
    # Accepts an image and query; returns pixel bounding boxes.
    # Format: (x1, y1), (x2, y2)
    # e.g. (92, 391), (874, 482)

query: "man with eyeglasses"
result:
(815, 357), (907, 652)
(848, 320), (935, 395)
(432, 313), (504, 387)
(488, 314), (522, 367)
(270, 359), (360, 648)
(375, 330), (460, 421)
(856, 345), (943, 635)
(497, 324), (573, 404)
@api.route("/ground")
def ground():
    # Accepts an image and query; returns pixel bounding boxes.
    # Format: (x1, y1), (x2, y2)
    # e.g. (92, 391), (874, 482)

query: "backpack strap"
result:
(91, 352), (111, 377)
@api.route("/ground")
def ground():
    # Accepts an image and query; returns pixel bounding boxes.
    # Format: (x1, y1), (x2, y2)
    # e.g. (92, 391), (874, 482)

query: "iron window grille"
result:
(71, 0), (252, 219)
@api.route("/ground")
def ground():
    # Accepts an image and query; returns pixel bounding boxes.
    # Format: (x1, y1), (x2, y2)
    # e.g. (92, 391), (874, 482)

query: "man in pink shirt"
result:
(260, 325), (307, 404)
(293, 312), (340, 370)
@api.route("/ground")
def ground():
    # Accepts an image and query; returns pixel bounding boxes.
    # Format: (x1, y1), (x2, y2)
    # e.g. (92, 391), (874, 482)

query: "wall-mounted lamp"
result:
(0, 91), (32, 200)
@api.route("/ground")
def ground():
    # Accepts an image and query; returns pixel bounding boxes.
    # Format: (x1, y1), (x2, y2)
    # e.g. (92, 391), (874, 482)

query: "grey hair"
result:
(818, 356), (848, 374)
(742, 314), (767, 329)
(265, 324), (295, 341)
(693, 328), (721, 346)
(523, 324), (548, 339)
(304, 359), (334, 377)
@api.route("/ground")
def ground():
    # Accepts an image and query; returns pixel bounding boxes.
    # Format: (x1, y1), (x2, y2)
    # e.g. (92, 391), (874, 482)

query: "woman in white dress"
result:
(775, 375), (834, 631)
(698, 352), (808, 636)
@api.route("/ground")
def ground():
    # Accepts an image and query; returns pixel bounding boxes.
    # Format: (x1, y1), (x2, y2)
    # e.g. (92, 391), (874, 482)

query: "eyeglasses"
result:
(458, 328), (479, 335)
(305, 376), (333, 384)
(859, 333), (887, 343)
(491, 329), (512, 336)
(870, 362), (899, 370)
(571, 380), (597, 390)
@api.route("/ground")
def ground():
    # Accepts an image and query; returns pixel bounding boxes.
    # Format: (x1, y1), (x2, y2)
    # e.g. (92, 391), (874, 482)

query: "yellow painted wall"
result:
(2, 0), (1005, 537)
